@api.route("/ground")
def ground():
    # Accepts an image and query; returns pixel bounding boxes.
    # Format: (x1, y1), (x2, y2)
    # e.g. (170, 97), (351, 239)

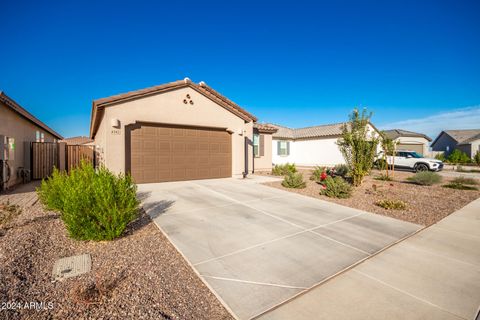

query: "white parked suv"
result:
(377, 150), (444, 172)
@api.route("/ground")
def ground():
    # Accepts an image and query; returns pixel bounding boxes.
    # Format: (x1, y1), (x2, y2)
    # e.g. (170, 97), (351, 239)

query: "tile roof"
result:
(269, 123), (346, 140)
(60, 136), (93, 145)
(444, 129), (480, 144)
(0, 91), (63, 139)
(383, 129), (432, 141)
(90, 79), (257, 138)
(253, 123), (278, 133)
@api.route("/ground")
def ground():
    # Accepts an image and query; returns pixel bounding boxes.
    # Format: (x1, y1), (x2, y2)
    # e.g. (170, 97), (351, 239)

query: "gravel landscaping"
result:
(262, 169), (480, 226)
(0, 191), (232, 320)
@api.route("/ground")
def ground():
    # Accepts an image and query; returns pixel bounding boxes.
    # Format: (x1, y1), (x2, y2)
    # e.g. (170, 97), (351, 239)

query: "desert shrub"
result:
(375, 199), (407, 210)
(456, 166), (480, 173)
(435, 153), (446, 161)
(374, 174), (393, 181)
(474, 151), (480, 165)
(37, 162), (139, 241)
(406, 171), (442, 186)
(0, 201), (22, 226)
(442, 182), (478, 191)
(334, 164), (349, 177)
(447, 149), (471, 164)
(337, 108), (380, 186)
(310, 166), (326, 181)
(450, 177), (479, 185)
(282, 172), (306, 189)
(272, 163), (297, 176)
(320, 176), (352, 198)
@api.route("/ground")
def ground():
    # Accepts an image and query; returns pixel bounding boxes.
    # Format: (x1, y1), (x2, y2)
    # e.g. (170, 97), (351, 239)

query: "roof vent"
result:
(199, 81), (207, 87)
(184, 77), (191, 83)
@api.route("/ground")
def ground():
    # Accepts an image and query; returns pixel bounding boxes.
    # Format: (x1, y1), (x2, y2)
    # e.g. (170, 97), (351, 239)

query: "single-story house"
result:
(383, 129), (432, 155)
(431, 129), (480, 158)
(0, 91), (63, 190)
(60, 136), (94, 145)
(265, 122), (381, 167)
(90, 78), (276, 183)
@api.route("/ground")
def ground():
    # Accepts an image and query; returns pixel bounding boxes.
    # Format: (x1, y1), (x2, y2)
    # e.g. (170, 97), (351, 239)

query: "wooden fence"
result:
(32, 142), (59, 180)
(67, 145), (95, 172)
(31, 142), (96, 180)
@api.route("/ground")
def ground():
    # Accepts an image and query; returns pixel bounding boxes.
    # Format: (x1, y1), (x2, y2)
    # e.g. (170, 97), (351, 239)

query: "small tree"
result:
(473, 150), (480, 165)
(379, 132), (396, 178)
(337, 108), (380, 186)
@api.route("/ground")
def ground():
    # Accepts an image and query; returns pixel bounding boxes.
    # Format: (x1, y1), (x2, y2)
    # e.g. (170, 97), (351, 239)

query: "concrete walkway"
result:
(139, 177), (421, 319)
(259, 198), (480, 320)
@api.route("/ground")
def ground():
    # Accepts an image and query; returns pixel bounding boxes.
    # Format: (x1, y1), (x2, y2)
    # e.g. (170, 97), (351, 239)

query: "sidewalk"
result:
(258, 198), (480, 320)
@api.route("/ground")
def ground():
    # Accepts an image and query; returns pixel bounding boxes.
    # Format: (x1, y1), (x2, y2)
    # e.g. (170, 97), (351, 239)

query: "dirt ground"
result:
(262, 169), (480, 226)
(0, 193), (232, 320)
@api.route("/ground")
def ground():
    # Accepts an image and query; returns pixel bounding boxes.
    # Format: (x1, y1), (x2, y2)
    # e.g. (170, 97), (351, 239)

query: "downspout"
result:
(243, 136), (248, 178)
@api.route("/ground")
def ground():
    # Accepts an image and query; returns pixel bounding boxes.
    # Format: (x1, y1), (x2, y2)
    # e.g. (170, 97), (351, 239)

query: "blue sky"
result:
(1, 0), (479, 139)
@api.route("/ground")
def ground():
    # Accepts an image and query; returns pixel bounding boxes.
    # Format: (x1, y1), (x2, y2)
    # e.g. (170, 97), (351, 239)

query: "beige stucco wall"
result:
(0, 102), (56, 188)
(471, 140), (480, 158)
(94, 86), (254, 177)
(254, 133), (273, 171)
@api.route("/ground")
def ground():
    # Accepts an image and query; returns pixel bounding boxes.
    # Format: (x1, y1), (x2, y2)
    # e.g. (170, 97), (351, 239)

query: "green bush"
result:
(435, 153), (446, 161)
(320, 176), (352, 198)
(406, 171), (442, 186)
(282, 172), (306, 189)
(450, 177), (479, 185)
(442, 182), (478, 191)
(447, 149), (471, 164)
(334, 164), (349, 177)
(456, 166), (480, 173)
(375, 199), (407, 210)
(37, 162), (139, 241)
(474, 151), (480, 165)
(272, 163), (297, 176)
(374, 173), (393, 181)
(310, 166), (325, 181)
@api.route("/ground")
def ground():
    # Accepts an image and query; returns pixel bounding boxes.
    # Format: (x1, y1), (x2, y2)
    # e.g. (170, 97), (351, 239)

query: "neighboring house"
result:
(431, 129), (480, 158)
(383, 129), (432, 155)
(60, 136), (94, 145)
(267, 122), (381, 167)
(0, 91), (63, 189)
(89, 78), (276, 183)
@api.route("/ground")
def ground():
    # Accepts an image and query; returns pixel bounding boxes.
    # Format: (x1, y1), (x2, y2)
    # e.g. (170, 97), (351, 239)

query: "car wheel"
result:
(415, 163), (429, 172)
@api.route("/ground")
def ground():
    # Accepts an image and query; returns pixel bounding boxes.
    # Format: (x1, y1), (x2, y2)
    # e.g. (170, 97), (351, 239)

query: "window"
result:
(35, 131), (40, 142)
(253, 133), (260, 157)
(40, 133), (45, 143)
(277, 140), (290, 156)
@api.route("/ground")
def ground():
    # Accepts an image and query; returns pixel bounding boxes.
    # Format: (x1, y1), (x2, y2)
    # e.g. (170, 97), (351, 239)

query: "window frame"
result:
(277, 140), (290, 156)
(253, 133), (260, 158)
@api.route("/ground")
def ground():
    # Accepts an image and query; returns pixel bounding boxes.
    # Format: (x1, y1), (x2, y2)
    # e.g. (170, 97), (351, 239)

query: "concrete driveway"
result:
(139, 177), (421, 319)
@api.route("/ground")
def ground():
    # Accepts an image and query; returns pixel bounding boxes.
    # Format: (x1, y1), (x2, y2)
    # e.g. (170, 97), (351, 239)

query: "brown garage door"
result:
(130, 124), (232, 183)
(396, 143), (424, 155)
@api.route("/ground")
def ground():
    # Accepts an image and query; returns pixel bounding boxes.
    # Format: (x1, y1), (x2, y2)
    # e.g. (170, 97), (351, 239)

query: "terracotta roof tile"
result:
(253, 123), (278, 133)
(268, 123), (346, 139)
(60, 136), (93, 145)
(444, 129), (480, 144)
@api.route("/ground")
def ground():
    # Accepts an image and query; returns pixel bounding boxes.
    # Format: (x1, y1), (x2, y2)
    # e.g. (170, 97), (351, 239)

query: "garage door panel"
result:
(130, 124), (232, 183)
(397, 144), (424, 154)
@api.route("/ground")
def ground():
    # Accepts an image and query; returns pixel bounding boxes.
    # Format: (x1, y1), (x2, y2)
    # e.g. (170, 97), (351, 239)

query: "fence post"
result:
(58, 142), (67, 172)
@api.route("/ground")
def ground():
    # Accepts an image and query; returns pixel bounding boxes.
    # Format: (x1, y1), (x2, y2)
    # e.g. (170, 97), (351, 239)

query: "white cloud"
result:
(379, 105), (480, 139)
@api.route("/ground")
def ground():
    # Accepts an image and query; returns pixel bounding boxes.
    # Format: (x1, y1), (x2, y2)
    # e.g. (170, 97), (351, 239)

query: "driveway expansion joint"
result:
(201, 275), (309, 290)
